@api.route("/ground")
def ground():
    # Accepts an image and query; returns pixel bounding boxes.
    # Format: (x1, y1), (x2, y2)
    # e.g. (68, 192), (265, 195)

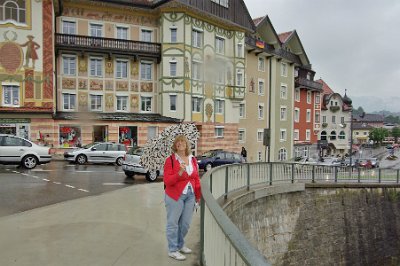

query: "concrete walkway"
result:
(0, 183), (201, 266)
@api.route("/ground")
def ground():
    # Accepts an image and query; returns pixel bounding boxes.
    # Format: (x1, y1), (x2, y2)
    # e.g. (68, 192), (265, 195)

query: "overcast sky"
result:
(244, 0), (400, 113)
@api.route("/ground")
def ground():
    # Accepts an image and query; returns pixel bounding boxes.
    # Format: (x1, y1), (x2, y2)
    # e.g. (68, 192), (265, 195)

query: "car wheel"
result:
(22, 155), (38, 169)
(145, 170), (158, 182)
(125, 172), (134, 179)
(116, 157), (123, 166)
(205, 163), (212, 172)
(76, 154), (87, 165)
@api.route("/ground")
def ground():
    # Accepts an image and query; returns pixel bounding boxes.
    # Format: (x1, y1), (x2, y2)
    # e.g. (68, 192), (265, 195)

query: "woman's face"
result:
(176, 139), (187, 152)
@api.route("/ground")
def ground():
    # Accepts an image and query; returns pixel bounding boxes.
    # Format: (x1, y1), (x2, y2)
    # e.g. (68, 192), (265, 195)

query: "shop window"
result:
(2, 85), (19, 107)
(59, 126), (81, 147)
(119, 126), (137, 147)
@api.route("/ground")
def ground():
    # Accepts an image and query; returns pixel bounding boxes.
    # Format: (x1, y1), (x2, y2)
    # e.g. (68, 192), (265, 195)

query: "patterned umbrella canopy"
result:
(139, 123), (200, 171)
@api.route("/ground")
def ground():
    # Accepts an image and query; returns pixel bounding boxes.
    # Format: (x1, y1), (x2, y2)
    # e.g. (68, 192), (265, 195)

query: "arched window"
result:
(339, 131), (346, 140)
(278, 148), (287, 161)
(320, 131), (327, 141)
(330, 131), (337, 140)
(0, 0), (26, 24)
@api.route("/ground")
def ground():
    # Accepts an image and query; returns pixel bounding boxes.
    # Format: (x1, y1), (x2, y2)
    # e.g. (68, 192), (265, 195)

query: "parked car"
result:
(197, 150), (242, 172)
(358, 158), (379, 168)
(121, 146), (162, 182)
(0, 134), (52, 169)
(64, 142), (126, 165)
(296, 157), (318, 165)
(341, 158), (356, 167)
(319, 157), (342, 166)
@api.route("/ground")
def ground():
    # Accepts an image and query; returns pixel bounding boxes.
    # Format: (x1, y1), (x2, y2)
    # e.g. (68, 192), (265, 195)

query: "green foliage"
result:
(369, 128), (389, 145)
(385, 115), (400, 124)
(391, 127), (400, 142)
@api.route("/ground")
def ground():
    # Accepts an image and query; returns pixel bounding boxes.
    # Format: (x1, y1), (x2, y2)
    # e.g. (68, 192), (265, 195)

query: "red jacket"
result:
(163, 154), (201, 202)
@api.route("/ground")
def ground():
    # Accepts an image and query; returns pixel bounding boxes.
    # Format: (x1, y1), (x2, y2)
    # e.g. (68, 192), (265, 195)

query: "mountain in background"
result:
(351, 96), (400, 113)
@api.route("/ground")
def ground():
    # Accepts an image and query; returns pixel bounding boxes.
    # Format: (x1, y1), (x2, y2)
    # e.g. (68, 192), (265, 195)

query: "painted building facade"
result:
(0, 0), (54, 144)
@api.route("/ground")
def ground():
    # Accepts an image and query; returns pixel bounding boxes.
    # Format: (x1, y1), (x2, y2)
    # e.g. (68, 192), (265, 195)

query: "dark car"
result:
(197, 150), (242, 172)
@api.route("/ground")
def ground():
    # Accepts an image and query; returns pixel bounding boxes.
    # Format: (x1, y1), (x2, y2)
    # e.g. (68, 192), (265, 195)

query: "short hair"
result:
(171, 135), (191, 156)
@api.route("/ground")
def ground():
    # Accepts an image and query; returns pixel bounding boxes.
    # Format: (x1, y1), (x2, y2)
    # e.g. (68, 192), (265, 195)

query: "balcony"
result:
(226, 86), (245, 101)
(55, 34), (161, 62)
(295, 77), (323, 91)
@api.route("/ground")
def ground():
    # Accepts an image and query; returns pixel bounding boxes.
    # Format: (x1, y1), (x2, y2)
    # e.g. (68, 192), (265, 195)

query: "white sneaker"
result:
(168, 251), (186, 261)
(180, 246), (192, 254)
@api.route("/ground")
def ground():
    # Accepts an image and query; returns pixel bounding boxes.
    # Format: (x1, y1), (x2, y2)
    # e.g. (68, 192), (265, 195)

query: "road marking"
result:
(65, 184), (75, 189)
(21, 173), (29, 176)
(75, 171), (96, 173)
(78, 188), (89, 193)
(103, 182), (127, 186)
(31, 176), (40, 179)
(12, 171), (20, 174)
(31, 169), (53, 172)
(42, 178), (50, 182)
(53, 181), (61, 185)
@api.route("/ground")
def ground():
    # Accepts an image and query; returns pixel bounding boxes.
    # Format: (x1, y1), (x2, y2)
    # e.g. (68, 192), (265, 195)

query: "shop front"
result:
(0, 118), (31, 140)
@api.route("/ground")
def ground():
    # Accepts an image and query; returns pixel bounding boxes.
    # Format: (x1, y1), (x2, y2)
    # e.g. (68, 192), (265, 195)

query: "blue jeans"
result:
(165, 187), (196, 252)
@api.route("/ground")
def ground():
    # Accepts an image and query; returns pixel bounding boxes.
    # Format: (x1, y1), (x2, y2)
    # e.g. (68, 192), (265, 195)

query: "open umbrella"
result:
(139, 123), (200, 172)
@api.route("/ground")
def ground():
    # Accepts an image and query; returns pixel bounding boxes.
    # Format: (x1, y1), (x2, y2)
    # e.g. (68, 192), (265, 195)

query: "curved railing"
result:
(200, 162), (400, 265)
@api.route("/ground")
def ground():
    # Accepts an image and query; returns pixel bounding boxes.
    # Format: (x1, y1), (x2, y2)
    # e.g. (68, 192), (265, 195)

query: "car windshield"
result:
(201, 151), (216, 158)
(82, 143), (95, 149)
(129, 147), (143, 156)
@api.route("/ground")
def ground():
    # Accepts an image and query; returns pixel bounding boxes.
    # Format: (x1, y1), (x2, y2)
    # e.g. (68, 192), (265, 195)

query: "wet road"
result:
(0, 161), (162, 217)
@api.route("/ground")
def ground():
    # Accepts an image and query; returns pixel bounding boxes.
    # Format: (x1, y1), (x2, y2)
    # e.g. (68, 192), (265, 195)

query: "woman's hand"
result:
(178, 162), (186, 176)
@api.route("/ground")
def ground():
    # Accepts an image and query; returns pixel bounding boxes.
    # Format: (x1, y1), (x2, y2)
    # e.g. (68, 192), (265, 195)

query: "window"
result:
(90, 95), (102, 111)
(192, 61), (202, 80)
(294, 130), (299, 140)
(315, 111), (320, 123)
(294, 108), (300, 122)
(258, 80), (264, 95)
(330, 131), (337, 140)
(217, 68), (225, 84)
(295, 88), (300, 102)
(90, 58), (103, 77)
(304, 147), (309, 158)
(116, 60), (128, 78)
(258, 103), (264, 120)
(332, 116), (336, 123)
(315, 93), (320, 104)
(322, 116), (326, 123)
(307, 72), (311, 80)
(257, 129), (263, 142)
(258, 57), (265, 71)
(237, 43), (243, 57)
(63, 56), (76, 76)
(306, 130), (311, 141)
(192, 97), (202, 112)
(59, 126), (81, 147)
(63, 21), (76, 34)
(1, 0), (26, 24)
(147, 126), (157, 140)
(320, 131), (327, 141)
(1, 135), (31, 147)
(140, 61), (152, 80)
(339, 131), (346, 140)
(281, 62), (287, 76)
(294, 68), (299, 77)
(141, 29), (152, 42)
(116, 96), (128, 111)
(215, 99), (224, 114)
(341, 117), (345, 124)
(90, 23), (102, 37)
(280, 129), (287, 141)
(169, 95), (177, 111)
(116, 26), (128, 40)
(236, 70), (243, 86)
(2, 85), (19, 107)
(211, 0), (229, 8)
(238, 129), (245, 142)
(215, 37), (225, 54)
(280, 107), (287, 121)
(280, 85), (287, 99)
(307, 91), (312, 104)
(169, 62), (177, 77)
(141, 96), (152, 112)
(306, 109), (311, 122)
(63, 93), (76, 110)
(363, 132), (368, 136)
(192, 29), (202, 48)
(258, 151), (262, 162)
(170, 28), (177, 43)
(215, 127), (224, 138)
(278, 148), (287, 161)
(239, 103), (245, 118)
(355, 132), (359, 136)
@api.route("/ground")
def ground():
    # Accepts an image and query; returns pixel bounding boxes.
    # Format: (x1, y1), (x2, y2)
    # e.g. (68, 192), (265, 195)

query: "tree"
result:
(385, 115), (400, 124)
(353, 106), (365, 116)
(392, 127), (400, 143)
(369, 128), (389, 145)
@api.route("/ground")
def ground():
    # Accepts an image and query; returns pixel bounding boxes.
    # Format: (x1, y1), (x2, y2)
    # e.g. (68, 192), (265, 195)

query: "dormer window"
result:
(211, 0), (229, 8)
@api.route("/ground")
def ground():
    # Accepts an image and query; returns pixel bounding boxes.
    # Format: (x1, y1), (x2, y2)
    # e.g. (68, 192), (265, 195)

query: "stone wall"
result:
(226, 185), (400, 265)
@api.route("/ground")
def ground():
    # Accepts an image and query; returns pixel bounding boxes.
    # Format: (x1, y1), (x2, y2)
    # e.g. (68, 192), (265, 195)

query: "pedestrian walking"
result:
(241, 147), (247, 162)
(163, 135), (201, 261)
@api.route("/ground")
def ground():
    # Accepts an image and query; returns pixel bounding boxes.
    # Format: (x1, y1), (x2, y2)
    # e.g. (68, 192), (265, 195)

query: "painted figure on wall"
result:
(20, 35), (40, 69)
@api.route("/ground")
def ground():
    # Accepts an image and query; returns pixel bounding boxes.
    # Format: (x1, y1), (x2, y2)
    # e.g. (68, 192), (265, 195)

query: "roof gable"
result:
(253, 15), (280, 47)
(278, 30), (310, 66)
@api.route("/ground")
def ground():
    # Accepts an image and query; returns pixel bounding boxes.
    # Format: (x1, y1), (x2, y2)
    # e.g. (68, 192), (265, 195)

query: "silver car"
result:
(0, 134), (52, 169)
(64, 142), (126, 165)
(122, 146), (163, 182)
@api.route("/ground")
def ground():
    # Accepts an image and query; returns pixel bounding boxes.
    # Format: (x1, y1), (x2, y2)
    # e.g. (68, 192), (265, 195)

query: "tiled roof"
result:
(354, 113), (384, 122)
(352, 122), (374, 130)
(278, 31), (293, 43)
(54, 112), (182, 123)
(316, 79), (334, 95)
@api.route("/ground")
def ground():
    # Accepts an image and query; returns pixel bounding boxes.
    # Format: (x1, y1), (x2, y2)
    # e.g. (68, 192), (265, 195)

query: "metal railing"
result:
(295, 77), (323, 91)
(200, 162), (400, 266)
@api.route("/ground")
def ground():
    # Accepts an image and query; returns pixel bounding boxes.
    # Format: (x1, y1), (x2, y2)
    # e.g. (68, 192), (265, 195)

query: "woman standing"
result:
(163, 135), (201, 261)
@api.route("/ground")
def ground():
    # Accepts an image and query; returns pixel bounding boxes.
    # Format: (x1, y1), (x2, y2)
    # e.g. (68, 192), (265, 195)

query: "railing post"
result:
(291, 164), (295, 183)
(209, 174), (212, 194)
(200, 196), (205, 265)
(269, 163), (273, 185)
(397, 169), (399, 184)
(357, 167), (361, 183)
(378, 169), (381, 183)
(312, 165), (315, 183)
(247, 164), (250, 191)
(334, 167), (338, 183)
(224, 167), (229, 200)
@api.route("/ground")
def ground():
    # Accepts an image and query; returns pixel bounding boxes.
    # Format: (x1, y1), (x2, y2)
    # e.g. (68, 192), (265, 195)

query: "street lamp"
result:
(342, 90), (353, 166)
